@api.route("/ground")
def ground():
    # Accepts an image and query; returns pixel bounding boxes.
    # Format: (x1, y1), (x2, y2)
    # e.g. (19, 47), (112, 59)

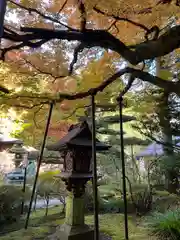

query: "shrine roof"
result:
(46, 121), (110, 151)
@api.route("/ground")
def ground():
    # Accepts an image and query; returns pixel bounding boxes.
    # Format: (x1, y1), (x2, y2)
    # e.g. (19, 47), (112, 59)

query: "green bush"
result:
(84, 182), (114, 213)
(126, 183), (153, 215)
(153, 184), (166, 191)
(99, 196), (134, 213)
(146, 209), (180, 240)
(131, 188), (153, 215)
(0, 185), (31, 224)
(154, 190), (170, 197)
(131, 183), (150, 192)
(153, 193), (180, 212)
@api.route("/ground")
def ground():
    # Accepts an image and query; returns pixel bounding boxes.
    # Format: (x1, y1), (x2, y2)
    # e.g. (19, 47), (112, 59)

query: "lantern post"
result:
(25, 102), (54, 229)
(117, 96), (128, 240)
(91, 94), (99, 240)
(46, 120), (111, 240)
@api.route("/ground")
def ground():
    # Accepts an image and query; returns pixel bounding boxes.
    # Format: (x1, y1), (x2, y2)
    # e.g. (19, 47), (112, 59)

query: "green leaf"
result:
(159, 70), (173, 81)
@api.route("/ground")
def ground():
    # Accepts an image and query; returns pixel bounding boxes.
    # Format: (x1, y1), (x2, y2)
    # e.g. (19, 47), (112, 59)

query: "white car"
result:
(5, 169), (24, 182)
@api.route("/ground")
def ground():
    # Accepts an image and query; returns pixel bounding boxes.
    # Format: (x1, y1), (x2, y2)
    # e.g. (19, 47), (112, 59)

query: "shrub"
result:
(84, 182), (109, 212)
(99, 196), (134, 214)
(36, 170), (67, 214)
(0, 185), (31, 224)
(127, 183), (153, 215)
(131, 188), (153, 215)
(154, 190), (170, 197)
(153, 193), (180, 212)
(146, 209), (180, 240)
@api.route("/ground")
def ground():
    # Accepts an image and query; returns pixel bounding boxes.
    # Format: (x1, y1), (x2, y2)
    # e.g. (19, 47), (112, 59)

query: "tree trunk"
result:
(156, 58), (178, 194)
(131, 145), (141, 183)
(33, 192), (38, 211)
(167, 170), (179, 194)
(45, 195), (49, 216)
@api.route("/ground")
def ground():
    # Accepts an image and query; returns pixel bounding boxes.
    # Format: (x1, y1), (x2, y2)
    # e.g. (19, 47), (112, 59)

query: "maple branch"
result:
(69, 42), (85, 74)
(157, 0), (180, 7)
(93, 6), (161, 42)
(0, 39), (47, 60)
(3, 25), (180, 66)
(77, 0), (87, 31)
(117, 63), (145, 101)
(63, 104), (91, 120)
(107, 20), (119, 35)
(10, 67), (180, 100)
(0, 85), (10, 93)
(58, 0), (68, 13)
(68, 1), (87, 74)
(117, 74), (135, 101)
(7, 0), (76, 31)
(2, 65), (180, 109)
(22, 58), (67, 80)
(0, 101), (50, 109)
(93, 6), (150, 32)
(33, 104), (44, 128)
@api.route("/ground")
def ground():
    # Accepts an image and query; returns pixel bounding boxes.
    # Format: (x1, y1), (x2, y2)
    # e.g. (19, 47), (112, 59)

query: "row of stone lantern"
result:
(9, 142), (29, 214)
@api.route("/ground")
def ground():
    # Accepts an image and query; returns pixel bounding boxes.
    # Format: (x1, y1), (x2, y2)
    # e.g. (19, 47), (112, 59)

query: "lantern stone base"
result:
(56, 223), (94, 240)
(53, 191), (94, 240)
(65, 193), (85, 225)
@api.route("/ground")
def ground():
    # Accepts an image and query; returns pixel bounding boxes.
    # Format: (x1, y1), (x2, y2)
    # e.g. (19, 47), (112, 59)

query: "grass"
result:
(0, 206), (154, 240)
(87, 214), (151, 240)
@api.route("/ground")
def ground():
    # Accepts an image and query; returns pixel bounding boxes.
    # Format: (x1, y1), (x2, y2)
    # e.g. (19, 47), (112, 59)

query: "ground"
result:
(0, 206), (155, 240)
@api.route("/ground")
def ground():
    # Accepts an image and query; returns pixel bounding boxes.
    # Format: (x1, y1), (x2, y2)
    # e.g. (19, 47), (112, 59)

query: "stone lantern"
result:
(47, 120), (110, 240)
(10, 142), (28, 168)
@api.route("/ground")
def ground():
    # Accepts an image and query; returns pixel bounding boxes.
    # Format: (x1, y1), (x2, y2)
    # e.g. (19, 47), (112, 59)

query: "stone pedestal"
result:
(57, 192), (94, 240)
(65, 192), (84, 225)
(57, 224), (94, 240)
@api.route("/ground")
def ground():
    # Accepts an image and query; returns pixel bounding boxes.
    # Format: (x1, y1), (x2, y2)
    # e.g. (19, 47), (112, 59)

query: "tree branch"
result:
(0, 101), (50, 109)
(21, 58), (67, 80)
(77, 0), (87, 31)
(33, 104), (44, 128)
(93, 6), (150, 32)
(69, 42), (85, 74)
(0, 39), (48, 60)
(0, 85), (10, 93)
(58, 0), (68, 13)
(117, 74), (135, 101)
(68, 1), (87, 75)
(8, 0), (75, 30)
(62, 104), (91, 120)
(3, 24), (179, 66)
(107, 20), (119, 36)
(3, 67), (180, 109)
(157, 0), (180, 7)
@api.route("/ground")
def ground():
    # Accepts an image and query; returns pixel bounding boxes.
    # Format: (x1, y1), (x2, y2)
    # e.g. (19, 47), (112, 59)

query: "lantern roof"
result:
(46, 121), (111, 151)
(124, 137), (150, 146)
(9, 143), (27, 154)
(99, 114), (136, 123)
(0, 135), (23, 144)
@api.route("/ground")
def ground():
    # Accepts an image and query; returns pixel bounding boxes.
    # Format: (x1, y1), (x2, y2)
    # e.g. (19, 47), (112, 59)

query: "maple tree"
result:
(0, 0), (179, 107)
(130, 52), (180, 193)
(0, 0), (180, 149)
